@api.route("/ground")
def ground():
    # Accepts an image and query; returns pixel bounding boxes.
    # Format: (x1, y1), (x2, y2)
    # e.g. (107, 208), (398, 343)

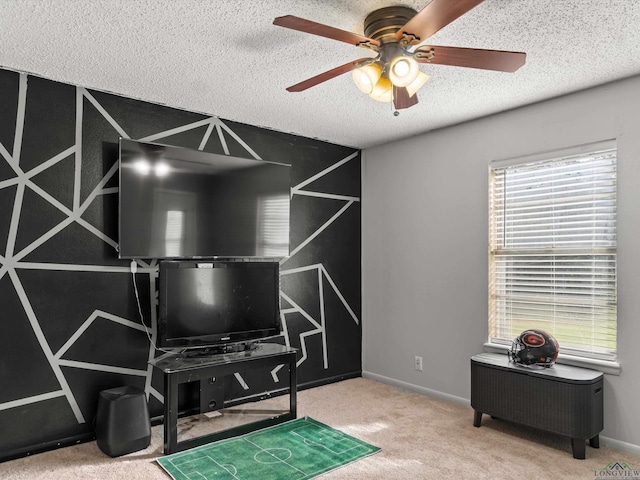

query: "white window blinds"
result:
(489, 144), (617, 361)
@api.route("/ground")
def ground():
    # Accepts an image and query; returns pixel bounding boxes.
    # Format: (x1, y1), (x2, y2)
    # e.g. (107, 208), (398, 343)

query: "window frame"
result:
(487, 140), (620, 374)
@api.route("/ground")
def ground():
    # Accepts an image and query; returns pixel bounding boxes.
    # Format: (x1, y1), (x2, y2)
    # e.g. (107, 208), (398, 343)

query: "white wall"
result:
(362, 75), (640, 449)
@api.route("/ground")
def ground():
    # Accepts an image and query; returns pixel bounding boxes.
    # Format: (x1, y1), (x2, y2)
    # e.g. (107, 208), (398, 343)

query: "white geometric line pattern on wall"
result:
(292, 152), (359, 193)
(0, 141), (12, 168)
(199, 122), (216, 151)
(282, 264), (360, 325)
(0, 72), (359, 431)
(0, 79), (221, 418)
(273, 262), (360, 379)
(280, 292), (324, 368)
(143, 268), (160, 403)
(54, 310), (147, 360)
(284, 151), (361, 264)
(1, 73), (85, 423)
(11, 72), (27, 171)
(82, 89), (129, 140)
(285, 201), (355, 262)
(56, 360), (148, 378)
(214, 122), (229, 154)
(74, 86), (83, 212)
(0, 391), (67, 412)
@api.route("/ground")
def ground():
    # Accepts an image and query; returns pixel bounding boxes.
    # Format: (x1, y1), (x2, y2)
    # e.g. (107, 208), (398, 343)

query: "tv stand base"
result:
(151, 343), (297, 454)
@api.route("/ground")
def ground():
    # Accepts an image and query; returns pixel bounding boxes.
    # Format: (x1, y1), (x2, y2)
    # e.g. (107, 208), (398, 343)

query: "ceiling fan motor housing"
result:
(363, 6), (418, 76)
(364, 6), (418, 44)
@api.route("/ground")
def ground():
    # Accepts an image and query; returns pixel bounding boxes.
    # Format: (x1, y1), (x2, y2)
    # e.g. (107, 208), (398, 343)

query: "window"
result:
(488, 142), (617, 362)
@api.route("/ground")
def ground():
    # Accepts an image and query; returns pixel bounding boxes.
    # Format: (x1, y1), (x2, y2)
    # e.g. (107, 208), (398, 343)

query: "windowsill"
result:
(483, 342), (621, 376)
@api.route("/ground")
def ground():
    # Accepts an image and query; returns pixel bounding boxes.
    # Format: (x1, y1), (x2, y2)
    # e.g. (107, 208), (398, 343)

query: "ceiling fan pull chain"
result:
(391, 89), (400, 117)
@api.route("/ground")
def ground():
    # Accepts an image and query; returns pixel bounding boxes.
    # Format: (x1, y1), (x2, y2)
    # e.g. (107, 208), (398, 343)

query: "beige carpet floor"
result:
(1, 377), (638, 479)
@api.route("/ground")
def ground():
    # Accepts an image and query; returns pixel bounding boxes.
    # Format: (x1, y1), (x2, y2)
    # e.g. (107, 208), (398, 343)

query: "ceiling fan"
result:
(273, 0), (526, 112)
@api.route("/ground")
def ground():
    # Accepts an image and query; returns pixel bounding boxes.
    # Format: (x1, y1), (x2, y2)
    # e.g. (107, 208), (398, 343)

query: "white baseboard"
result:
(361, 370), (640, 456)
(599, 436), (640, 456)
(361, 370), (470, 407)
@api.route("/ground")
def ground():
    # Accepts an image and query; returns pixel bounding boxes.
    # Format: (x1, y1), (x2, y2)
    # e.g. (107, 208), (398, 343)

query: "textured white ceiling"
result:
(1, 0), (640, 149)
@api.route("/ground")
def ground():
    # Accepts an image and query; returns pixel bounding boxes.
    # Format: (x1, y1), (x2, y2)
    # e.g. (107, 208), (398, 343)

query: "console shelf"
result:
(151, 343), (297, 454)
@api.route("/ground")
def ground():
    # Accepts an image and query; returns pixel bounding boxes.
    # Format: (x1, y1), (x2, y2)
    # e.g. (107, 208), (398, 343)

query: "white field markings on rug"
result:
(245, 438), (306, 477)
(159, 419), (376, 480)
(224, 426), (365, 477)
(291, 426), (368, 456)
(163, 439), (307, 480)
(0, 86), (274, 418)
(165, 455), (242, 480)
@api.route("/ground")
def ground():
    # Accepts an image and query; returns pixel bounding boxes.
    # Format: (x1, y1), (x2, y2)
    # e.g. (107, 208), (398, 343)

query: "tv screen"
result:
(118, 139), (291, 259)
(158, 260), (281, 350)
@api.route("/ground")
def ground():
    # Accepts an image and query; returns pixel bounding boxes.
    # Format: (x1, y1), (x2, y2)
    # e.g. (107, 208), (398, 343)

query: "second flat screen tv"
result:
(158, 260), (281, 350)
(119, 139), (291, 259)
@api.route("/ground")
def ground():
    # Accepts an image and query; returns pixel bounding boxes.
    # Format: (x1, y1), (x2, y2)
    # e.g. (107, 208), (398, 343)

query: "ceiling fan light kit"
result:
(388, 55), (420, 88)
(352, 63), (383, 94)
(273, 0), (526, 113)
(406, 71), (431, 98)
(369, 77), (394, 102)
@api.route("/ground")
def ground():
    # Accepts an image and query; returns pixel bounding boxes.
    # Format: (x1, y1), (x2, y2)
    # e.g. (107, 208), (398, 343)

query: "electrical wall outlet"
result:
(415, 355), (423, 371)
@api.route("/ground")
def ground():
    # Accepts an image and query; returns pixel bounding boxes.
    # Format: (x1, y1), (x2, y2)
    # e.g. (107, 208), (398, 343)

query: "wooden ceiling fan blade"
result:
(274, 15), (380, 49)
(286, 58), (374, 92)
(415, 46), (526, 72)
(396, 0), (485, 44)
(393, 86), (418, 110)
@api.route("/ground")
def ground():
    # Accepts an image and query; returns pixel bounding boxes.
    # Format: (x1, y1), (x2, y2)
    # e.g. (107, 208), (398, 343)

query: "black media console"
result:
(471, 353), (603, 459)
(151, 343), (297, 454)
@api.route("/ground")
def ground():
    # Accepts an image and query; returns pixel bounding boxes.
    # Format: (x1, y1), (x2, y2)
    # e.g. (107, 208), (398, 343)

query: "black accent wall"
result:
(0, 68), (361, 460)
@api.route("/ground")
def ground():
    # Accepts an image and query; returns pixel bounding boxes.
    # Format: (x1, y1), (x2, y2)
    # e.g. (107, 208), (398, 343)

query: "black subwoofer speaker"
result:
(95, 386), (151, 457)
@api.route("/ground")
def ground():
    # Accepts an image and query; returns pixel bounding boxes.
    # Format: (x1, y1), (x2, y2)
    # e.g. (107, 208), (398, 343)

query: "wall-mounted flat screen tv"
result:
(158, 260), (281, 351)
(118, 139), (291, 259)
